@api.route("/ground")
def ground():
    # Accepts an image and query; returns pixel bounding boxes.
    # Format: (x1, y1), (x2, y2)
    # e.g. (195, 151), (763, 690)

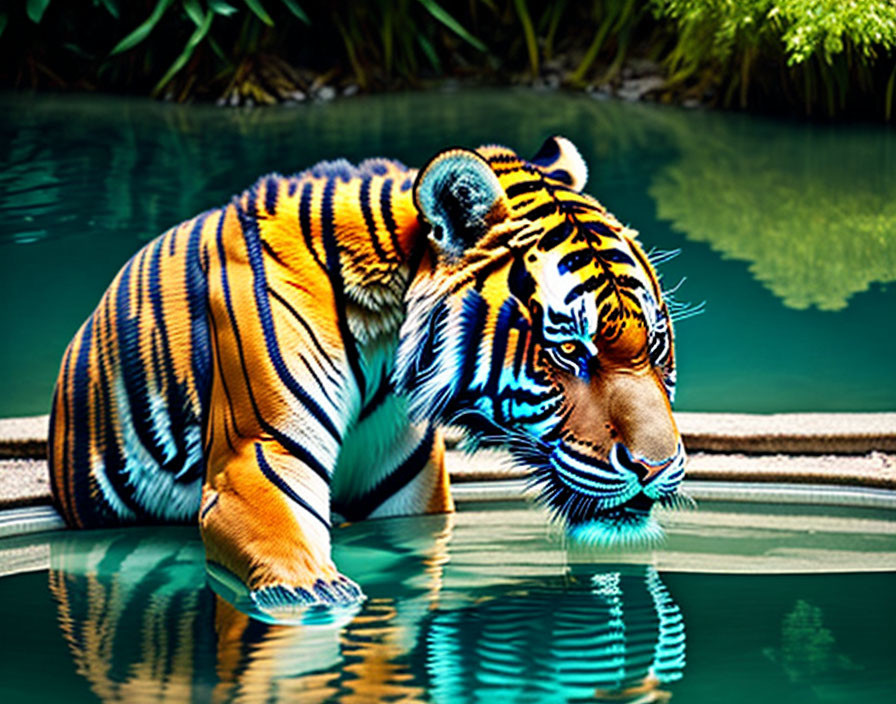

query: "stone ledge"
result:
(445, 412), (896, 454)
(0, 415), (48, 459)
(673, 412), (896, 454)
(4, 412), (895, 459)
(3, 448), (895, 511)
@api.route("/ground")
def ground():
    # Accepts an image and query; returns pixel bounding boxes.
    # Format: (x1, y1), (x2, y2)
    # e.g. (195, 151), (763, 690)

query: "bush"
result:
(653, 0), (896, 117)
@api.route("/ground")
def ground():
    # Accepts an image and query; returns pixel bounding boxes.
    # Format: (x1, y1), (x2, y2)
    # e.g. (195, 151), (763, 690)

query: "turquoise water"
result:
(0, 503), (894, 703)
(1, 90), (895, 415)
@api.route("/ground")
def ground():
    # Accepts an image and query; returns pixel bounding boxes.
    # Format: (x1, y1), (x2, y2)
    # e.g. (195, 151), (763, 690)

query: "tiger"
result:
(48, 136), (687, 618)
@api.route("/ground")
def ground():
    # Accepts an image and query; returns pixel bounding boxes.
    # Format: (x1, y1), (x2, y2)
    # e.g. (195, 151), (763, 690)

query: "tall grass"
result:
(2, 0), (895, 119)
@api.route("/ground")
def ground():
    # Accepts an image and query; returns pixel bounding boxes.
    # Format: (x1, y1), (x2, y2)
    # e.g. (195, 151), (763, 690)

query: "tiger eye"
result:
(560, 341), (579, 356)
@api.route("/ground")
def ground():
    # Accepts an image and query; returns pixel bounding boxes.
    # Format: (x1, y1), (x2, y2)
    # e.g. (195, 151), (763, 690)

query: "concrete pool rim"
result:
(1, 411), (894, 539)
(3, 412), (896, 458)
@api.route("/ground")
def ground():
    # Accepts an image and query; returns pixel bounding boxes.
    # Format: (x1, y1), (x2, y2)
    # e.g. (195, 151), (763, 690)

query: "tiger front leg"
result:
(199, 439), (363, 617)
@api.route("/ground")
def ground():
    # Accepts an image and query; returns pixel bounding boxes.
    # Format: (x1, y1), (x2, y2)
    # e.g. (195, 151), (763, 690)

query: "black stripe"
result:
(333, 424), (435, 521)
(185, 215), (212, 426)
(564, 275), (603, 305)
(147, 236), (191, 476)
(200, 492), (219, 520)
(255, 443), (331, 529)
(266, 286), (342, 378)
(558, 249), (593, 274)
(583, 220), (619, 240)
(486, 300), (518, 404)
(612, 274), (644, 290)
(379, 178), (402, 256)
(486, 153), (521, 164)
(96, 300), (143, 518)
(539, 220), (572, 251)
(457, 290), (489, 396)
(93, 351), (147, 521)
(599, 249), (636, 266)
(50, 345), (73, 521)
(71, 316), (98, 522)
(522, 201), (558, 222)
(298, 181), (326, 272)
(114, 253), (168, 470)
(358, 379), (392, 422)
(320, 178), (367, 399)
(206, 295), (239, 455)
(504, 179), (542, 199)
(264, 176), (279, 215)
(260, 238), (287, 268)
(360, 176), (390, 260)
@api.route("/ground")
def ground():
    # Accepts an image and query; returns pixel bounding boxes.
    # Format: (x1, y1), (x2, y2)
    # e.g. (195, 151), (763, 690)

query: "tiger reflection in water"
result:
(47, 517), (685, 704)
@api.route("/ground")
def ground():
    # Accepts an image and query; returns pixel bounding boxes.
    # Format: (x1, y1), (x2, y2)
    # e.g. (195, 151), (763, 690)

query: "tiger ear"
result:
(531, 135), (588, 192)
(414, 149), (509, 261)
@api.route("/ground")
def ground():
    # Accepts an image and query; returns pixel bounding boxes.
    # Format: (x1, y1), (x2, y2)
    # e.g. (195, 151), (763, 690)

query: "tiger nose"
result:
(612, 442), (683, 484)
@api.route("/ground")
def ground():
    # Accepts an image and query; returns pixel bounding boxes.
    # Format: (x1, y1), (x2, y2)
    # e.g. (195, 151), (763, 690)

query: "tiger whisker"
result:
(646, 247), (681, 266)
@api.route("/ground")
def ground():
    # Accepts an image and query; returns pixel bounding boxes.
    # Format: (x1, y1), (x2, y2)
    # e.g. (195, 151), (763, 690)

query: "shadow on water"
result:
(1, 89), (894, 414)
(41, 517), (684, 704)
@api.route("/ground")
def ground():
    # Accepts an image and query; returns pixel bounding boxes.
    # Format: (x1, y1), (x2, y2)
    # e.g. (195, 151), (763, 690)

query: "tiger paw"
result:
(249, 576), (365, 625)
(206, 561), (365, 625)
(251, 575), (364, 610)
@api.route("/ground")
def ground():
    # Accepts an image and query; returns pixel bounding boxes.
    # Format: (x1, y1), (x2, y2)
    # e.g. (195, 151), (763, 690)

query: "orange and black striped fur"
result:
(49, 137), (688, 617)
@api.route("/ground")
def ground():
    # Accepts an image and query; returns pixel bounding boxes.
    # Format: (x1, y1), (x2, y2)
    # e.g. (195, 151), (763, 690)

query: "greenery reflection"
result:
(46, 519), (686, 703)
(648, 114), (896, 311)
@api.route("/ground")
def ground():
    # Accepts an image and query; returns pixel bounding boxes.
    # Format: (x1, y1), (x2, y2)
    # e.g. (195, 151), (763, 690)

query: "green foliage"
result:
(3, 0), (895, 119)
(417, 0), (486, 52)
(26, 0), (51, 24)
(243, 0), (274, 27)
(655, 0), (896, 65)
(152, 5), (214, 96)
(110, 0), (175, 55)
(1, 0), (655, 99)
(653, 0), (896, 116)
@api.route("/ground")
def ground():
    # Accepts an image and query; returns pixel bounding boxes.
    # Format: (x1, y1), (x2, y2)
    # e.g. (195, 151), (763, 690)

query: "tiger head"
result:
(396, 136), (686, 544)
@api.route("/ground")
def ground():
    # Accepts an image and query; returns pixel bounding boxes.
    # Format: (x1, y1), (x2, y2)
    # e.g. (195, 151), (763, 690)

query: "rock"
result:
(616, 75), (665, 102)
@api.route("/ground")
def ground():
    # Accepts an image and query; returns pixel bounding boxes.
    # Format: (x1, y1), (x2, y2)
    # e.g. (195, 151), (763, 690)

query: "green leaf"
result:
(244, 0), (274, 27)
(27, 0), (51, 24)
(152, 9), (214, 96)
(183, 0), (203, 26)
(110, 0), (174, 55)
(63, 42), (94, 59)
(0, 13), (7, 37)
(280, 0), (309, 24)
(513, 0), (539, 76)
(416, 0), (486, 52)
(417, 33), (441, 72)
(209, 0), (237, 15)
(99, 0), (119, 20)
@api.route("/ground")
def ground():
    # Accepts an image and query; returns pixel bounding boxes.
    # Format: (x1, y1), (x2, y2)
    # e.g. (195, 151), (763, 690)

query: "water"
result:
(1, 90), (895, 416)
(0, 502), (894, 703)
